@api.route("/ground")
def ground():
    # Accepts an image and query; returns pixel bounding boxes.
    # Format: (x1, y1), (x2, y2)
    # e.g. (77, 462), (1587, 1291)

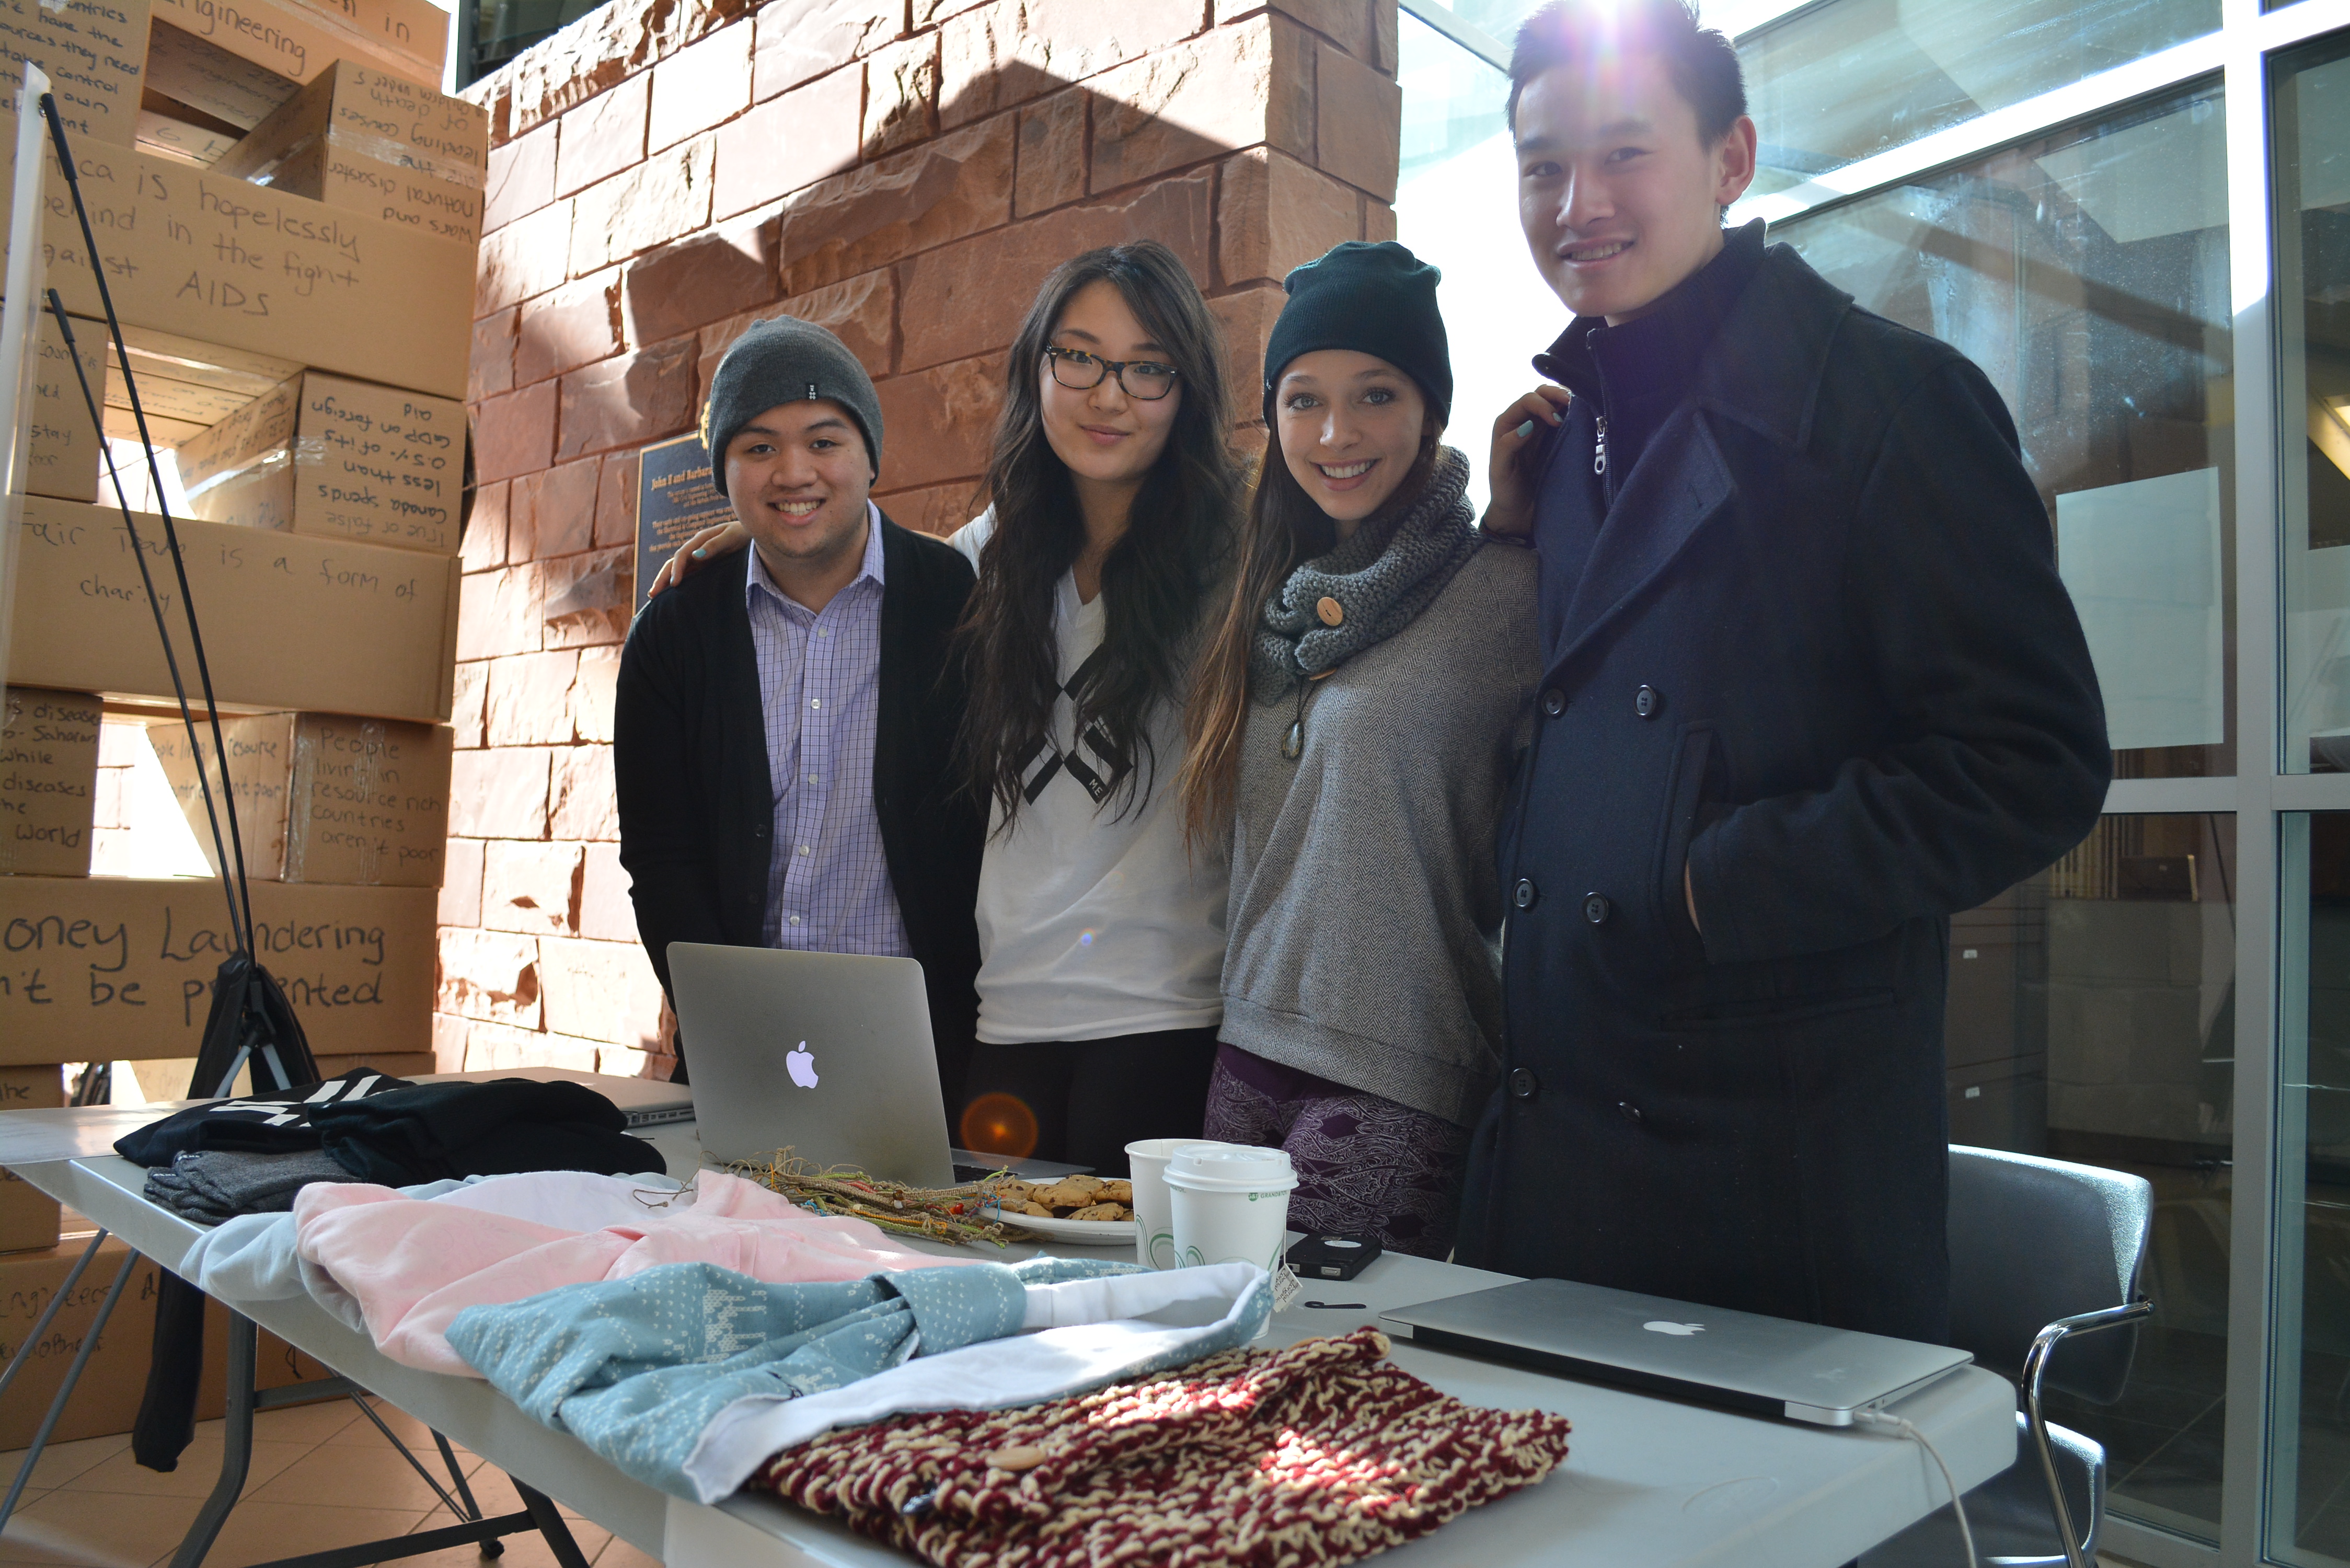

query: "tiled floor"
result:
(0, 1394), (661, 1568)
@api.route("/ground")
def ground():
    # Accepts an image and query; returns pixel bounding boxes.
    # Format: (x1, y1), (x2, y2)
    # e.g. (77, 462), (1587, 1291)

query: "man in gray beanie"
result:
(615, 316), (984, 1110)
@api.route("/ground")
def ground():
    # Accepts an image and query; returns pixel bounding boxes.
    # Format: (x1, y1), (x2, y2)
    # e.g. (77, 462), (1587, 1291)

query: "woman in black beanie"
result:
(1180, 241), (1541, 1259)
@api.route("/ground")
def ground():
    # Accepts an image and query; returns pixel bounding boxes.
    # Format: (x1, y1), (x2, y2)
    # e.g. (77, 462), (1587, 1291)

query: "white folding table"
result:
(0, 1102), (2019, 1567)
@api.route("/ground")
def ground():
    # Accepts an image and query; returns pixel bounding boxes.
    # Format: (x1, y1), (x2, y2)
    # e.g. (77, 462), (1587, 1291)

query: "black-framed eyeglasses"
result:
(1044, 345), (1180, 400)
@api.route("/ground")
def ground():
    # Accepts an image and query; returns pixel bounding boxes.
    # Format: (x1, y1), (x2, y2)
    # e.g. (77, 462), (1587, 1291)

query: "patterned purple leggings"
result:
(1202, 1043), (1471, 1261)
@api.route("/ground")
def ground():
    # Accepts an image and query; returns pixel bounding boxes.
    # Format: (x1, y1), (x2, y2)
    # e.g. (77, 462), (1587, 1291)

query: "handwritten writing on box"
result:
(34, 150), (473, 401)
(0, 0), (148, 149)
(299, 376), (462, 553)
(0, 689), (100, 874)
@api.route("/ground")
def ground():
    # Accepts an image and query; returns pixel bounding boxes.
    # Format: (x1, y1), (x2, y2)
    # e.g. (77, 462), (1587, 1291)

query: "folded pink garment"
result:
(292, 1171), (976, 1376)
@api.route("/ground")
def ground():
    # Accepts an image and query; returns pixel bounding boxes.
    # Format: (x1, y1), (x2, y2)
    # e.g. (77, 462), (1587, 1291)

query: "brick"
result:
(483, 838), (583, 935)
(448, 746), (551, 839)
(456, 563), (543, 661)
(494, 0), (755, 139)
(1209, 282), (1285, 424)
(753, 0), (899, 101)
(939, 0), (1199, 130)
(863, 32), (937, 158)
(436, 927), (540, 1027)
(909, 0), (990, 23)
(474, 381), (559, 485)
(651, 20), (754, 151)
(703, 269), (893, 394)
(432, 1010), (469, 1073)
(451, 660), (488, 749)
(1015, 88), (1086, 218)
(439, 836), (485, 926)
(600, 1045), (658, 1078)
(775, 117), (1010, 297)
(539, 935), (662, 1044)
(1215, 0), (1377, 60)
(487, 650), (582, 747)
(478, 199), (574, 314)
(578, 838), (635, 939)
(557, 337), (699, 460)
(897, 170), (1213, 372)
(1090, 18), (1312, 193)
(625, 215), (780, 347)
(461, 481), (510, 573)
(1365, 197), (1394, 243)
(512, 458), (604, 561)
(550, 744), (619, 840)
(594, 452), (641, 549)
(1314, 39), (1400, 200)
(715, 64), (863, 220)
(472, 308), (517, 401)
(876, 479), (984, 538)
(1217, 146), (1361, 287)
(1373, 0), (1396, 73)
(873, 353), (1001, 489)
(485, 119), (559, 232)
(574, 648), (623, 743)
(556, 76), (651, 198)
(571, 137), (719, 276)
(472, 1021), (606, 1072)
(541, 548), (635, 650)
(516, 271), (625, 387)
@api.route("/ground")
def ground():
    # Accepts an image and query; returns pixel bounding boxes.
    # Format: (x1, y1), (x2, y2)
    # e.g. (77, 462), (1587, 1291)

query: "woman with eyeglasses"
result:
(655, 243), (1242, 1174)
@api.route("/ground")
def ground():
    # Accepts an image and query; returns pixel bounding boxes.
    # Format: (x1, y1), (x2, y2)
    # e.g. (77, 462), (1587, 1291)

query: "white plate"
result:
(984, 1206), (1136, 1246)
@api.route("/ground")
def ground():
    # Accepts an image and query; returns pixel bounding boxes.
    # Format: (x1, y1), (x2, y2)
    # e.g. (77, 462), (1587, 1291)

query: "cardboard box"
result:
(0, 1237), (333, 1446)
(176, 370), (466, 554)
(0, 875), (437, 1064)
(2, 690), (101, 878)
(148, 712), (450, 885)
(0, 1067), (65, 1254)
(144, 18), (298, 131)
(102, 325), (301, 446)
(145, 0), (445, 99)
(31, 309), (109, 504)
(137, 100), (245, 167)
(7, 497), (460, 724)
(31, 149), (476, 401)
(310, 1051), (432, 1077)
(0, 0), (147, 220)
(216, 62), (486, 246)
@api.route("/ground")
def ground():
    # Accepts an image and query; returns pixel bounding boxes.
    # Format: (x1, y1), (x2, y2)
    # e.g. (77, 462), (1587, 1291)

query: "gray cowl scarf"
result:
(1251, 445), (1479, 700)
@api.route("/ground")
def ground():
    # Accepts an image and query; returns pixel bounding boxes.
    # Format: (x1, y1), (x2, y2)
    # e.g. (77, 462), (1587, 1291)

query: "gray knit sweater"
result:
(1218, 541), (1541, 1126)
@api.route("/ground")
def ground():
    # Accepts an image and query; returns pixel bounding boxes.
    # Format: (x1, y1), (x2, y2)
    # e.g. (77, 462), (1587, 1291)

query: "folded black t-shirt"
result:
(309, 1077), (667, 1185)
(113, 1069), (417, 1167)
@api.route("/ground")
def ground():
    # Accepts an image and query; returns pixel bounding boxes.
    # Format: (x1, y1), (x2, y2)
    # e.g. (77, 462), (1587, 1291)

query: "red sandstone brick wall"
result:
(442, 0), (1403, 1078)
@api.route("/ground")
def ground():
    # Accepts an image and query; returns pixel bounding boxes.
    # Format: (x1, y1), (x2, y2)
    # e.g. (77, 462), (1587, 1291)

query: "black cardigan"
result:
(613, 514), (984, 1104)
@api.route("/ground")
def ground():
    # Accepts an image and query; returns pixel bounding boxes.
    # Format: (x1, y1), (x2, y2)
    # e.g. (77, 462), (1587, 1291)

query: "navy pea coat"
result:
(1455, 243), (2111, 1344)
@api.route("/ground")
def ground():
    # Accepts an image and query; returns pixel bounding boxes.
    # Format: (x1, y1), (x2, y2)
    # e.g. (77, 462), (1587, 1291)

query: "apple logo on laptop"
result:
(785, 1042), (819, 1088)
(1644, 1320), (1706, 1336)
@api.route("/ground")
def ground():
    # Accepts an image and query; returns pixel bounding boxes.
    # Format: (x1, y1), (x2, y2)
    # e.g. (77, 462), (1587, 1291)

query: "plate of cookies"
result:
(983, 1174), (1136, 1245)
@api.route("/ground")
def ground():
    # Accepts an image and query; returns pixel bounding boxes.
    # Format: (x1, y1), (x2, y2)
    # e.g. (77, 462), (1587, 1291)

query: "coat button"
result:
(1583, 893), (1610, 924)
(1508, 1068), (1540, 1100)
(1617, 1101), (1644, 1126)
(1316, 595), (1344, 627)
(1634, 685), (1660, 719)
(1513, 878), (1539, 910)
(1540, 688), (1567, 718)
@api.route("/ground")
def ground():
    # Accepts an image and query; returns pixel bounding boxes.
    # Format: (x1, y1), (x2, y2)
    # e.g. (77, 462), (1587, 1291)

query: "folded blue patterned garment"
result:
(447, 1253), (1261, 1498)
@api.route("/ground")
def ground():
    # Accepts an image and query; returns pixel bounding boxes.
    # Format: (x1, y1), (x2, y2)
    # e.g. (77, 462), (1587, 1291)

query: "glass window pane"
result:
(1951, 814), (2236, 1543)
(1741, 0), (2219, 202)
(1777, 84), (2234, 779)
(2278, 35), (2350, 775)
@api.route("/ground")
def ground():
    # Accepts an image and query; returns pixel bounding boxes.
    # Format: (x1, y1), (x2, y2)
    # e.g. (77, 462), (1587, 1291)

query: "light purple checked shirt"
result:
(744, 503), (911, 958)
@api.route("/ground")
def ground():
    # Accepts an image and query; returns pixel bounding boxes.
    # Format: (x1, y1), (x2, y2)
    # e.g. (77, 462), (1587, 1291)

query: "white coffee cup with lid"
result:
(1124, 1138), (1226, 1270)
(1165, 1144), (1297, 1290)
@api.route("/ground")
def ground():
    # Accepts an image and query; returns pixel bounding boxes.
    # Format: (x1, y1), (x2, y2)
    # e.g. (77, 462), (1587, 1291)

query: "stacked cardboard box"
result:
(216, 62), (488, 246)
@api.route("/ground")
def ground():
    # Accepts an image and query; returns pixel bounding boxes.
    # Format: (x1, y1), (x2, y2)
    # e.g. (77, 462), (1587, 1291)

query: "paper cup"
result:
(1125, 1138), (1225, 1270)
(1165, 1144), (1296, 1280)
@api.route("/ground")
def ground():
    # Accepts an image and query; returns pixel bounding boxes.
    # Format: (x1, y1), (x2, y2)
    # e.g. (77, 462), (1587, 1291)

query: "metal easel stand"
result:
(0, 1233), (588, 1567)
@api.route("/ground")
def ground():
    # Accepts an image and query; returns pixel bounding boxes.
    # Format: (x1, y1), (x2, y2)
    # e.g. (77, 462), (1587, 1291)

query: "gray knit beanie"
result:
(700, 316), (884, 478)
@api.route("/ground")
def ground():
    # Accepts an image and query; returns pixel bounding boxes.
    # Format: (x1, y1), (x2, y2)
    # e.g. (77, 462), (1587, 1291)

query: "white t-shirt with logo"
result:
(951, 511), (1228, 1044)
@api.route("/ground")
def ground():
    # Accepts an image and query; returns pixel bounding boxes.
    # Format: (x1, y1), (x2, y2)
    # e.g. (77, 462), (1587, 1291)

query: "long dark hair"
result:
(1181, 406), (1442, 845)
(954, 242), (1242, 827)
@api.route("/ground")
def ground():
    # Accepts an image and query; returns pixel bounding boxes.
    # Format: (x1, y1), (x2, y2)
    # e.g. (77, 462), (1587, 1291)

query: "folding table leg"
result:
(0, 1230), (108, 1407)
(513, 1481), (595, 1568)
(0, 1247), (137, 1534)
(168, 1310), (256, 1568)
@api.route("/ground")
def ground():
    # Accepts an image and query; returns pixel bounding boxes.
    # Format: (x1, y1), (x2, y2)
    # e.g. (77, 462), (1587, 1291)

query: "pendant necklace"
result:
(1282, 669), (1334, 760)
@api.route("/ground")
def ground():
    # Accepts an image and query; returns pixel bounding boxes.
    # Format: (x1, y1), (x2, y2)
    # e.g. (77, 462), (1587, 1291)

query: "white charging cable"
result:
(1852, 1408), (1978, 1568)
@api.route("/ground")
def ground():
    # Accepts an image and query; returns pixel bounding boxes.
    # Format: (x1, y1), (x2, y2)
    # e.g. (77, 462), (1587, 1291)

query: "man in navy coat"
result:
(1456, 0), (2111, 1343)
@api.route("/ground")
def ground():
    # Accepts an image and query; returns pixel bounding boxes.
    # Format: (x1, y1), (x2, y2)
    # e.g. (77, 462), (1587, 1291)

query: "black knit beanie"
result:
(700, 316), (884, 478)
(1261, 241), (1451, 426)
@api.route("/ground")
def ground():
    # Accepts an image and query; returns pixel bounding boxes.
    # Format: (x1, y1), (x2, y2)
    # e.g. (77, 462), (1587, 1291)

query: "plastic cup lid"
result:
(1166, 1143), (1295, 1189)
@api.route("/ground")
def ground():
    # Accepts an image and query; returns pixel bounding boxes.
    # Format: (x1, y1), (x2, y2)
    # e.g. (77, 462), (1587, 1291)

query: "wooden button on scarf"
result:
(1316, 595), (1344, 627)
(985, 1445), (1048, 1471)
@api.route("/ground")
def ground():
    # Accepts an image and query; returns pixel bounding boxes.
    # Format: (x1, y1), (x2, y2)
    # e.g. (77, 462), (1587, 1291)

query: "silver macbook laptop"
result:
(665, 943), (958, 1187)
(1380, 1278), (1971, 1425)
